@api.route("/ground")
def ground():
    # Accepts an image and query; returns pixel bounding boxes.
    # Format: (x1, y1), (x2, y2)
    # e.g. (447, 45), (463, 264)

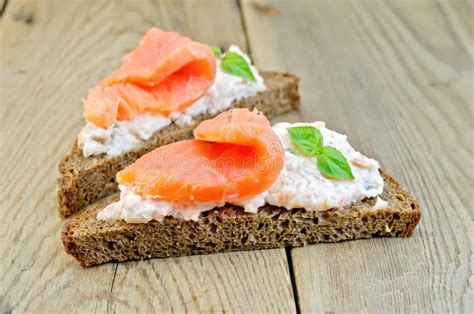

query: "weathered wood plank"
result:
(0, 0), (295, 312)
(109, 250), (295, 313)
(243, 0), (473, 312)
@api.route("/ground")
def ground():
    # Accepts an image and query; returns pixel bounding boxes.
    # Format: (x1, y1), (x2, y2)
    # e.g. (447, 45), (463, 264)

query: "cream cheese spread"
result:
(97, 122), (385, 223)
(97, 185), (224, 223)
(372, 196), (389, 210)
(78, 45), (266, 157)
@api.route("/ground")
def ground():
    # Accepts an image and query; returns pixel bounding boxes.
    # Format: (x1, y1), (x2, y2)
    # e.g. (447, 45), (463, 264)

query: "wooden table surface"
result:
(1, 0), (473, 312)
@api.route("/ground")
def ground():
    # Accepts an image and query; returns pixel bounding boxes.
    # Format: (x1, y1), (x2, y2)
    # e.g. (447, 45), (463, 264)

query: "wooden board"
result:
(242, 0), (473, 312)
(0, 0), (295, 312)
(1, 0), (472, 312)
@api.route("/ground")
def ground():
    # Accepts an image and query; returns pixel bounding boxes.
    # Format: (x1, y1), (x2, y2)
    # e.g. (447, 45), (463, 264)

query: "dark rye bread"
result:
(62, 170), (421, 267)
(57, 71), (300, 218)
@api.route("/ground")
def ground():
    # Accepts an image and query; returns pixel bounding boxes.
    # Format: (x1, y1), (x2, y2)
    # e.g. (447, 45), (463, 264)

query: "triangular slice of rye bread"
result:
(61, 169), (421, 267)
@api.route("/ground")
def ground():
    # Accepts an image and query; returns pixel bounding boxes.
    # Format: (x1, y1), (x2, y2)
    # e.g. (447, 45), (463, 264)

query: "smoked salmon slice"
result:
(84, 28), (216, 128)
(117, 109), (284, 202)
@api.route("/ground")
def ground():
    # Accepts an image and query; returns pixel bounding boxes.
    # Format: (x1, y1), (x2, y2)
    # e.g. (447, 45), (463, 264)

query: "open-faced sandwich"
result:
(62, 109), (420, 267)
(57, 28), (300, 218)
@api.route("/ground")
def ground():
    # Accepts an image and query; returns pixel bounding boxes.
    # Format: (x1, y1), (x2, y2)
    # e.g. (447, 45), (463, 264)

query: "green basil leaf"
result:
(287, 126), (323, 157)
(211, 46), (222, 57)
(220, 51), (256, 82)
(317, 146), (354, 180)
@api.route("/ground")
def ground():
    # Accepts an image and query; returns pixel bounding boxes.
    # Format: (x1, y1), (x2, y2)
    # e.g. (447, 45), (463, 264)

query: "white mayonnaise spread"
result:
(97, 122), (385, 223)
(78, 45), (266, 157)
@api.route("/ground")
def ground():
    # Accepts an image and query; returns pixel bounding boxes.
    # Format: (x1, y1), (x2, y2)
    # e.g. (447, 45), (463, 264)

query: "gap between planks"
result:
(236, 0), (253, 59)
(106, 263), (119, 313)
(286, 247), (301, 314)
(0, 0), (9, 17)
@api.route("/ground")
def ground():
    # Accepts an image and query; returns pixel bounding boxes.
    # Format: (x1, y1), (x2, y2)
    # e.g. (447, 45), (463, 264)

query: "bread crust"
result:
(57, 71), (300, 218)
(61, 170), (421, 267)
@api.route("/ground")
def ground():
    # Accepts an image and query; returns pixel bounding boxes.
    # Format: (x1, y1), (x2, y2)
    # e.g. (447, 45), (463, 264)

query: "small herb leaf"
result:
(317, 146), (354, 180)
(287, 126), (323, 156)
(287, 126), (354, 180)
(220, 51), (256, 82)
(211, 46), (222, 57)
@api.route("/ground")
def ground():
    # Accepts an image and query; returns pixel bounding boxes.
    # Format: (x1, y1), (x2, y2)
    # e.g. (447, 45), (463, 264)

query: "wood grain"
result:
(243, 0), (473, 312)
(1, 0), (472, 312)
(0, 0), (295, 312)
(108, 250), (294, 313)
